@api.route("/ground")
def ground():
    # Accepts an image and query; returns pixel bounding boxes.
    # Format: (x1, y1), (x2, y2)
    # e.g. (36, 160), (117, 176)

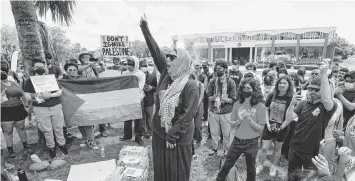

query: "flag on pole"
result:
(59, 75), (142, 126)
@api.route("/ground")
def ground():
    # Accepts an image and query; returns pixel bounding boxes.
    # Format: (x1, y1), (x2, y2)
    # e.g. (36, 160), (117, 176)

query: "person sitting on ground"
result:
(23, 59), (68, 158)
(1, 69), (31, 158)
(62, 63), (98, 150)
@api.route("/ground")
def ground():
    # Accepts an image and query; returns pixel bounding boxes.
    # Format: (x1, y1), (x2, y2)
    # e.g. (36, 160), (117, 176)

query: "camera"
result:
(89, 58), (99, 62)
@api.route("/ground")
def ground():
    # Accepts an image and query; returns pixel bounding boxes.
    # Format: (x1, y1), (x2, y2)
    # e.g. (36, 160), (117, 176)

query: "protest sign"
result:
(101, 35), (130, 57)
(30, 74), (60, 93)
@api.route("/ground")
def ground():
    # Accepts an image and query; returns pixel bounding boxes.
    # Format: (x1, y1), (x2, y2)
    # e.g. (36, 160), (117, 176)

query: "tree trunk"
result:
(10, 0), (45, 77)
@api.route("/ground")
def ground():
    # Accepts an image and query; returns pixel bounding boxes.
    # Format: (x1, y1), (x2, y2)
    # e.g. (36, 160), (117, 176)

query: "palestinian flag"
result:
(59, 75), (142, 127)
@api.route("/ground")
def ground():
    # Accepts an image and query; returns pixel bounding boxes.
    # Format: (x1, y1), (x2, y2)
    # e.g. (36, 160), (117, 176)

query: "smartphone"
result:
(296, 87), (302, 95)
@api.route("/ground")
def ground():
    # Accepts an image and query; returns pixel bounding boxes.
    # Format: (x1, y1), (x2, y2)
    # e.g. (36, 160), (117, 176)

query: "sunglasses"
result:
(311, 73), (319, 76)
(332, 71), (339, 74)
(307, 87), (320, 93)
(166, 54), (177, 61)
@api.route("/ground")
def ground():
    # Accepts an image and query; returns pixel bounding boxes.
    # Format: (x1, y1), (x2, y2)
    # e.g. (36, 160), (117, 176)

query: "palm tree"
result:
(10, 0), (75, 77)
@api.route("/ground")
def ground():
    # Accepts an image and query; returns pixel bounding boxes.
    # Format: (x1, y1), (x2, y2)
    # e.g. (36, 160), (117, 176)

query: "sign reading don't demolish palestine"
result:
(101, 35), (130, 57)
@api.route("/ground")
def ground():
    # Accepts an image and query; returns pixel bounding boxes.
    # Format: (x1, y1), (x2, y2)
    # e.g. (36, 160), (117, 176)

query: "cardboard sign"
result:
(101, 35), (129, 57)
(67, 159), (116, 181)
(30, 74), (59, 93)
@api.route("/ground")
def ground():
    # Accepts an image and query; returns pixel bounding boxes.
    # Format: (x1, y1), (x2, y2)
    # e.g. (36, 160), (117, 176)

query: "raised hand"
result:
(312, 154), (330, 176)
(140, 14), (147, 25)
(319, 59), (329, 75)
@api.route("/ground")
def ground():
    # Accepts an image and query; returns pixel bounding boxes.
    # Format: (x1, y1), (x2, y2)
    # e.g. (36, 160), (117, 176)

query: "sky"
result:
(1, 0), (355, 50)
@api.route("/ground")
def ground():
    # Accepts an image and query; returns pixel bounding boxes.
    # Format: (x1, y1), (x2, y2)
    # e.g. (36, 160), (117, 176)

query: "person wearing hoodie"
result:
(120, 56), (146, 146)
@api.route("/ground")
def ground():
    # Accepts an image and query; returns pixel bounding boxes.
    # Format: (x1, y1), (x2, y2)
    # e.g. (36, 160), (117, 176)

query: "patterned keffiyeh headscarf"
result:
(159, 48), (194, 133)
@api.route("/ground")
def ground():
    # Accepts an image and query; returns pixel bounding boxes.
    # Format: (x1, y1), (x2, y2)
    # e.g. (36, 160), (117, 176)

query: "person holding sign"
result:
(23, 59), (68, 159)
(1, 69), (31, 158)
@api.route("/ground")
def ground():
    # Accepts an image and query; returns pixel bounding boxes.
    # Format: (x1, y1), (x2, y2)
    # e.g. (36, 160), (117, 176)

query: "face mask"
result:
(242, 91), (252, 98)
(1, 72), (7, 80)
(1, 66), (9, 72)
(34, 67), (46, 75)
(344, 82), (355, 91)
(216, 71), (224, 77)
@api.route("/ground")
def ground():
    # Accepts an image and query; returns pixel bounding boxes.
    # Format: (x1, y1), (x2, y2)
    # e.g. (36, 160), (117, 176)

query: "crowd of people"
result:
(1, 15), (355, 181)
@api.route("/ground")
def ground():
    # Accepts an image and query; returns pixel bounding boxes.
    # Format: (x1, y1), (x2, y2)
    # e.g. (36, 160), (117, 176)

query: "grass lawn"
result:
(3, 120), (291, 181)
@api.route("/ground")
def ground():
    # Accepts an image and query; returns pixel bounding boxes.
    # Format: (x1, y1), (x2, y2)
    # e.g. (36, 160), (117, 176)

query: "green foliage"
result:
(129, 40), (149, 58)
(334, 37), (355, 60)
(35, 0), (76, 26)
(1, 24), (19, 61)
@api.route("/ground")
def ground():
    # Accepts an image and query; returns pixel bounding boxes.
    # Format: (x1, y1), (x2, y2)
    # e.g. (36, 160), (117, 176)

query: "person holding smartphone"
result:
(280, 60), (337, 180)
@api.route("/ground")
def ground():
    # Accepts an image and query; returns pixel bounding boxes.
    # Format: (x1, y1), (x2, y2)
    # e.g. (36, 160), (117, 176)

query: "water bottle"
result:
(101, 146), (106, 158)
(17, 168), (28, 181)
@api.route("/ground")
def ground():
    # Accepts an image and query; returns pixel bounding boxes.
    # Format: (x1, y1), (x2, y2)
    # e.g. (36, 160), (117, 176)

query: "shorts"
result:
(1, 104), (28, 122)
(261, 124), (289, 142)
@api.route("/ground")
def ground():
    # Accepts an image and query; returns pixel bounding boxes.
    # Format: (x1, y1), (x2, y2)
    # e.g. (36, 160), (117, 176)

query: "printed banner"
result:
(59, 75), (142, 126)
(101, 35), (130, 57)
(30, 74), (60, 93)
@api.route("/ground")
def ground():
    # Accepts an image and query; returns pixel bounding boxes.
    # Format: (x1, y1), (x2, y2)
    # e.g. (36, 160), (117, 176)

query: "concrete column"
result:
(296, 34), (301, 61)
(271, 35), (276, 55)
(249, 47), (253, 62)
(229, 48), (233, 62)
(211, 48), (214, 62)
(173, 39), (178, 49)
(194, 48), (201, 61)
(254, 46), (258, 62)
(207, 38), (212, 63)
(322, 33), (329, 59)
(225, 48), (228, 62)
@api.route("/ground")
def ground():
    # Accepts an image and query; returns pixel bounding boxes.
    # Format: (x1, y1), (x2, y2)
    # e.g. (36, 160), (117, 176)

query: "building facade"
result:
(173, 26), (337, 64)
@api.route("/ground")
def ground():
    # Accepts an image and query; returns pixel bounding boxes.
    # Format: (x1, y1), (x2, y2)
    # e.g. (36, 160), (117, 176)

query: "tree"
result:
(10, 0), (75, 76)
(129, 40), (149, 58)
(48, 26), (71, 64)
(1, 24), (19, 62)
(334, 37), (355, 60)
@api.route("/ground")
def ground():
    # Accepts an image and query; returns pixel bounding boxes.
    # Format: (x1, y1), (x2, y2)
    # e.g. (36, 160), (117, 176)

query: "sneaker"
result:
(49, 148), (56, 158)
(58, 145), (69, 155)
(270, 165), (277, 177)
(80, 140), (88, 148)
(256, 165), (264, 175)
(88, 141), (99, 150)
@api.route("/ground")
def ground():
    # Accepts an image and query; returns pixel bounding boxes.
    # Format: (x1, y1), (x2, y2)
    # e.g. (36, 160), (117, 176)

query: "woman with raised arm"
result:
(140, 15), (200, 181)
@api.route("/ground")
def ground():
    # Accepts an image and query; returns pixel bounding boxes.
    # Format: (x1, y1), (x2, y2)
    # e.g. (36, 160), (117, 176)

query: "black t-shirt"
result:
(23, 78), (61, 107)
(229, 70), (243, 89)
(342, 90), (355, 126)
(265, 93), (292, 126)
(290, 100), (337, 154)
(48, 66), (63, 79)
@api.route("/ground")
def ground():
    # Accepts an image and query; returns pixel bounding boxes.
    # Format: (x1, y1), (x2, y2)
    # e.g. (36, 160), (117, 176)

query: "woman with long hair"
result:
(256, 76), (295, 177)
(217, 78), (267, 181)
(140, 15), (199, 181)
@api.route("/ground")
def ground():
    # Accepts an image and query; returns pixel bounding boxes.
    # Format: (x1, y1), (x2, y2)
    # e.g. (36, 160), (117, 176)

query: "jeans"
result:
(144, 105), (154, 135)
(78, 125), (94, 141)
(123, 100), (145, 138)
(217, 136), (259, 181)
(287, 149), (315, 180)
(33, 104), (65, 149)
(193, 105), (203, 143)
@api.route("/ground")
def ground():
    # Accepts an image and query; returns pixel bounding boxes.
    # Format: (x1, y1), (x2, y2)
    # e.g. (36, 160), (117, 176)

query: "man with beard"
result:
(207, 60), (237, 156)
(45, 53), (63, 80)
(334, 71), (355, 128)
(280, 60), (336, 180)
(229, 60), (243, 91)
(301, 68), (320, 90)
